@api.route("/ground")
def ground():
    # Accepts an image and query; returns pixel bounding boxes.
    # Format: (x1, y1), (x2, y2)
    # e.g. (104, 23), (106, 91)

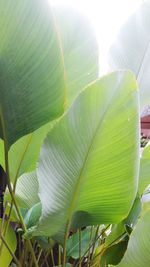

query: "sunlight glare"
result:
(50, 0), (143, 74)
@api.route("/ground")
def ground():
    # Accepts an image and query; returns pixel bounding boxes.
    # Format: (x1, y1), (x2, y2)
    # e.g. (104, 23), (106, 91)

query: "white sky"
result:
(50, 0), (144, 74)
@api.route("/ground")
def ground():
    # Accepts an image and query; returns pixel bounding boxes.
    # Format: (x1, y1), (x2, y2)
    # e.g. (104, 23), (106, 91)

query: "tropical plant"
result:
(0, 0), (150, 267)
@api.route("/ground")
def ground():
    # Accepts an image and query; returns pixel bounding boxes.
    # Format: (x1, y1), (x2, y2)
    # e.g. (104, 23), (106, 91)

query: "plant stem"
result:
(90, 225), (100, 262)
(92, 232), (127, 262)
(51, 249), (55, 266)
(58, 245), (61, 266)
(87, 226), (94, 267)
(75, 225), (111, 267)
(62, 218), (71, 267)
(78, 228), (82, 267)
(37, 248), (42, 263)
(4, 140), (39, 267)
(0, 234), (21, 267)
(0, 201), (9, 255)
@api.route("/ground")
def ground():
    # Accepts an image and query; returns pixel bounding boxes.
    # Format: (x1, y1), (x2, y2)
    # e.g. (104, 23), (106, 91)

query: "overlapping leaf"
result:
(0, 0), (66, 147)
(53, 6), (99, 104)
(28, 71), (139, 238)
(14, 172), (39, 208)
(0, 0), (98, 148)
(118, 208), (150, 267)
(109, 2), (150, 108)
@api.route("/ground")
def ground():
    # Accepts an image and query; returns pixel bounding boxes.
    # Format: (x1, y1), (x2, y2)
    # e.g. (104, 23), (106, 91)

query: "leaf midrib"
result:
(51, 7), (68, 109)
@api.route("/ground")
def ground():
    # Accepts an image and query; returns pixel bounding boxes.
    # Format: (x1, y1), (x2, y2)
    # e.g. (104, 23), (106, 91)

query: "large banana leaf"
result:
(0, 0), (98, 147)
(28, 71), (139, 238)
(139, 142), (150, 194)
(118, 207), (150, 267)
(53, 6), (99, 105)
(108, 2), (150, 109)
(0, 0), (66, 147)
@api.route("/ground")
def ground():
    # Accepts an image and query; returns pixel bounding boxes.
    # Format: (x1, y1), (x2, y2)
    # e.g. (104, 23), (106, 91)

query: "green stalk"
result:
(51, 249), (55, 266)
(75, 225), (111, 267)
(90, 225), (100, 262)
(87, 226), (94, 267)
(37, 248), (42, 263)
(92, 232), (127, 262)
(0, 201), (9, 255)
(78, 228), (82, 267)
(62, 218), (71, 267)
(58, 245), (62, 266)
(3, 139), (39, 267)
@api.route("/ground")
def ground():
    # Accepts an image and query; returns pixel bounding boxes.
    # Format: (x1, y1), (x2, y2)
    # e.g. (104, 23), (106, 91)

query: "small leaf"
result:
(14, 172), (39, 208)
(24, 202), (42, 230)
(67, 227), (96, 259)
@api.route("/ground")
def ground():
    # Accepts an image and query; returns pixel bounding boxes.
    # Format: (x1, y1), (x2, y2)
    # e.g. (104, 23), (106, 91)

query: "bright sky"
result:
(51, 0), (143, 74)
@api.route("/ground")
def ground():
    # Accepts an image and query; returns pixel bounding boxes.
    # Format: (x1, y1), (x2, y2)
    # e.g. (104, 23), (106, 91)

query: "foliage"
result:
(0, 1), (150, 267)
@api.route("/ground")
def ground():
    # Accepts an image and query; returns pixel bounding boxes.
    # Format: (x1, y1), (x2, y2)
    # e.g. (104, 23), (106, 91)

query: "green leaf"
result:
(5, 171), (39, 214)
(105, 222), (126, 247)
(8, 122), (53, 183)
(108, 2), (150, 108)
(67, 227), (96, 259)
(24, 202), (42, 231)
(0, 0), (66, 147)
(0, 1), (99, 148)
(139, 142), (150, 195)
(100, 241), (128, 267)
(53, 6), (99, 105)
(14, 171), (39, 208)
(29, 71), (139, 238)
(124, 196), (142, 229)
(118, 209), (150, 267)
(0, 219), (17, 267)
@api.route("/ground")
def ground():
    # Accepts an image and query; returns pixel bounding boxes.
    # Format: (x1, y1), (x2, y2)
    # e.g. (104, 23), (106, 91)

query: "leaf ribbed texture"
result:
(30, 71), (140, 238)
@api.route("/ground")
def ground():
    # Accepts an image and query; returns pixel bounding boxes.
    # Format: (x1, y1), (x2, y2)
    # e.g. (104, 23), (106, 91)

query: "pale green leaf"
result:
(29, 71), (139, 238)
(53, 6), (99, 104)
(8, 122), (53, 183)
(109, 2), (150, 108)
(24, 202), (42, 230)
(15, 172), (39, 208)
